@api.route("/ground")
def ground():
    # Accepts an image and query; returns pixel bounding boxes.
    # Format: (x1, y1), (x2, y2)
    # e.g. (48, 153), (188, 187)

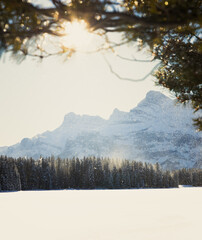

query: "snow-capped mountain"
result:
(0, 91), (201, 170)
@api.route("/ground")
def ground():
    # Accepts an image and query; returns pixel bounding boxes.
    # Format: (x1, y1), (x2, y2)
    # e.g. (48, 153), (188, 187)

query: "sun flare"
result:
(61, 20), (93, 51)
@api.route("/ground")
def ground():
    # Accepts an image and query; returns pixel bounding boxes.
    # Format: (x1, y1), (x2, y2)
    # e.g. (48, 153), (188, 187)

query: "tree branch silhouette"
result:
(103, 54), (160, 82)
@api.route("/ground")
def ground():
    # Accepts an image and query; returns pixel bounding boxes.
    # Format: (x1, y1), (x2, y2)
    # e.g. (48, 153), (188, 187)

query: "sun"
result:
(61, 20), (93, 51)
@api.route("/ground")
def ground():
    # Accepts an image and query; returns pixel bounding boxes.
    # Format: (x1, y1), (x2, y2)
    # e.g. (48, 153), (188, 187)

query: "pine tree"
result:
(87, 159), (95, 189)
(0, 156), (21, 191)
(112, 166), (120, 189)
(94, 158), (104, 188)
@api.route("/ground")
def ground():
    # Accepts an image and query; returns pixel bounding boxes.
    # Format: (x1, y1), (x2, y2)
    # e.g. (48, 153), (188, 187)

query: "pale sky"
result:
(0, 30), (170, 146)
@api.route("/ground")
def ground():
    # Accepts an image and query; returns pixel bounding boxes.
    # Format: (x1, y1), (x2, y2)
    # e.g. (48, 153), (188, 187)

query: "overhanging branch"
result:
(103, 54), (161, 82)
(116, 54), (156, 62)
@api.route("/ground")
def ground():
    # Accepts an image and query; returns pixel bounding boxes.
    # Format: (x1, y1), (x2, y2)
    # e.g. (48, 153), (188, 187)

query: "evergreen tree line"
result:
(0, 155), (201, 191)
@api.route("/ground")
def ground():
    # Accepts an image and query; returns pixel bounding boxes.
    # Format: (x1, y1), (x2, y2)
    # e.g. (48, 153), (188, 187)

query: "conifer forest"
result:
(0, 155), (201, 191)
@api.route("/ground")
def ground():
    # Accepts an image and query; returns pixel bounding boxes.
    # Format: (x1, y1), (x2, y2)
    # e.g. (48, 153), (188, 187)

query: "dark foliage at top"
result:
(0, 0), (201, 129)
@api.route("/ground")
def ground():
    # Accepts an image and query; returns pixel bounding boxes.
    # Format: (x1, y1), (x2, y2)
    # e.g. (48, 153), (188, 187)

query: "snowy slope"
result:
(0, 188), (202, 240)
(0, 91), (201, 169)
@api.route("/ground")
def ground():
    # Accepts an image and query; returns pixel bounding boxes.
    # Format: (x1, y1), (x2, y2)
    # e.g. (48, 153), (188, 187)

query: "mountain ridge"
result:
(0, 91), (201, 170)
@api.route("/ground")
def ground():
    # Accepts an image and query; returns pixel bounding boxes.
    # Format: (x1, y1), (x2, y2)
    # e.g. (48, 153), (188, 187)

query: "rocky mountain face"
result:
(0, 91), (201, 170)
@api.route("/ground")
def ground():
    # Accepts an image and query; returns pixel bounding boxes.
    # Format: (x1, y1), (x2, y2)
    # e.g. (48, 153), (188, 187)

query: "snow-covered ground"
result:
(0, 188), (201, 240)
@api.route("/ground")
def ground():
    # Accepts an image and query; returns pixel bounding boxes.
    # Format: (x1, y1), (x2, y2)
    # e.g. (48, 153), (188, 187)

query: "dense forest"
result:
(0, 155), (201, 191)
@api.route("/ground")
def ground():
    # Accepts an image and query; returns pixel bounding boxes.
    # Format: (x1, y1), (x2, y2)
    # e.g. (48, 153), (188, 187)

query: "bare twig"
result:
(103, 54), (161, 82)
(116, 54), (156, 62)
(80, 38), (132, 54)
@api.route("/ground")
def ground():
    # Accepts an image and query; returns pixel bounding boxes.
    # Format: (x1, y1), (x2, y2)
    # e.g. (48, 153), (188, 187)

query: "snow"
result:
(179, 185), (193, 188)
(0, 90), (201, 169)
(0, 188), (202, 240)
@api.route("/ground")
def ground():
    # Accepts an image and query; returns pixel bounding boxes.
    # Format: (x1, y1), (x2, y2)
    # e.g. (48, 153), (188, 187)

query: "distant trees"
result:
(0, 155), (201, 191)
(0, 156), (21, 191)
(178, 168), (202, 186)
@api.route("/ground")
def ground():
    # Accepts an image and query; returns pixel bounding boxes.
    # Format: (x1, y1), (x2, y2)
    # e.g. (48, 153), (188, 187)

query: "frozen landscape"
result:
(1, 2), (201, 240)
(0, 187), (202, 240)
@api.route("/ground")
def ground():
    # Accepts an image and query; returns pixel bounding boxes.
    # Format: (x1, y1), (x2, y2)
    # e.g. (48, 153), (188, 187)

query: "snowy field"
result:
(0, 188), (202, 240)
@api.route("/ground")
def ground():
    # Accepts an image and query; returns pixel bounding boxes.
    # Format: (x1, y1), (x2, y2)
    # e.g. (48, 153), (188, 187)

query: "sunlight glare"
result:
(62, 20), (93, 51)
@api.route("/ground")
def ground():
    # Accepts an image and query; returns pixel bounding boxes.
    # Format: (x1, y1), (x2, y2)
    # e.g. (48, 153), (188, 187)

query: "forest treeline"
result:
(0, 155), (201, 191)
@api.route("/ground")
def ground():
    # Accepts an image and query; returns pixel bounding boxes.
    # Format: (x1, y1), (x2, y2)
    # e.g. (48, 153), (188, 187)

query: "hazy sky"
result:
(0, 29), (170, 146)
